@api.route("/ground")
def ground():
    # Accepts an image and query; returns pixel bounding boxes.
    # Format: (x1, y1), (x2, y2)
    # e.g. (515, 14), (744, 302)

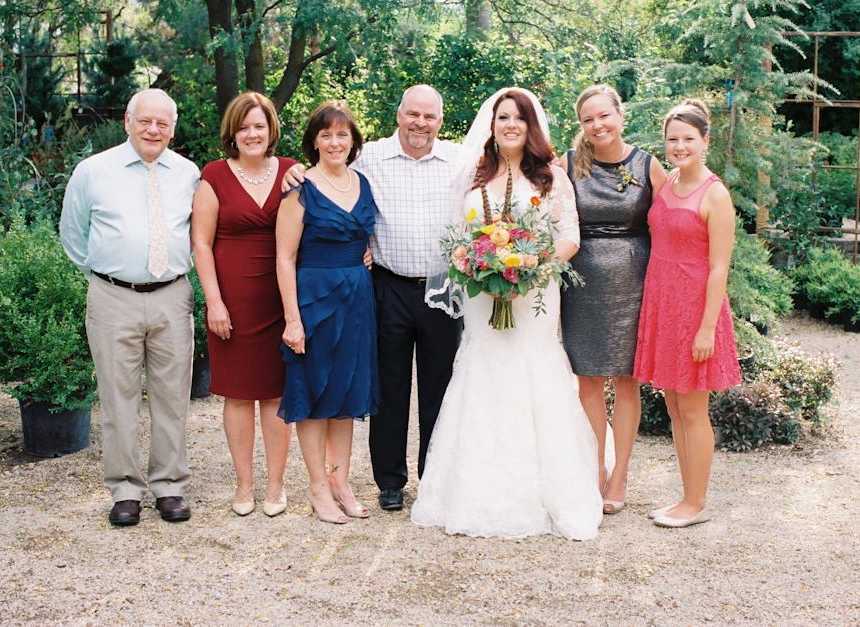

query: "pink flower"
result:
(503, 267), (519, 284)
(472, 235), (494, 257)
(510, 228), (532, 241)
(454, 257), (471, 275)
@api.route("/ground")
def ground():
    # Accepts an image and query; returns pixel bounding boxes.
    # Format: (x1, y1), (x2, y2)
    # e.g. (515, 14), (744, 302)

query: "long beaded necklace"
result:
(317, 166), (354, 193)
(235, 158), (273, 185)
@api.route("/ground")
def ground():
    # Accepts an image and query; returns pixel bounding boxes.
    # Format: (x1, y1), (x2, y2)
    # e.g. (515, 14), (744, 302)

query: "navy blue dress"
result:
(278, 173), (379, 423)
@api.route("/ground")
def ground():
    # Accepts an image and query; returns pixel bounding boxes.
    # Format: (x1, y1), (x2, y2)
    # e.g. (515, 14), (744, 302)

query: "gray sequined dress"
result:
(560, 147), (653, 376)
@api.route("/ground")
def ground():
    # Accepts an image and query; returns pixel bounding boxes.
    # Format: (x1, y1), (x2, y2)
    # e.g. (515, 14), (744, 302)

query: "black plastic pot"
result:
(19, 399), (91, 457)
(839, 310), (860, 333)
(806, 301), (827, 320)
(191, 356), (211, 399)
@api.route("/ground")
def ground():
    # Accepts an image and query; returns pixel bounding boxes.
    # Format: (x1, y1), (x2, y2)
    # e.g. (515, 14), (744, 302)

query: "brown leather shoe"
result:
(109, 500), (141, 526)
(155, 496), (191, 522)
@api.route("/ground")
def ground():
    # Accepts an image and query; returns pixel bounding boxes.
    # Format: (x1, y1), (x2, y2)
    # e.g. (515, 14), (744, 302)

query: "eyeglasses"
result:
(132, 117), (172, 133)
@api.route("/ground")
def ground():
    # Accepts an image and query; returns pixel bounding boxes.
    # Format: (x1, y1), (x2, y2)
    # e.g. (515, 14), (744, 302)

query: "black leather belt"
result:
(372, 265), (426, 284)
(93, 271), (182, 293)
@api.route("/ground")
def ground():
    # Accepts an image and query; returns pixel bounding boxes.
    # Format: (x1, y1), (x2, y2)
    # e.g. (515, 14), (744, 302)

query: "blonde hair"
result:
(572, 84), (623, 179)
(220, 91), (281, 159)
(663, 98), (711, 138)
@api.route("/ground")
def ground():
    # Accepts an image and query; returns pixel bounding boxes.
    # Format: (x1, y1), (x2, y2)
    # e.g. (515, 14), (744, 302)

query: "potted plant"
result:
(0, 219), (96, 456)
(189, 269), (211, 399)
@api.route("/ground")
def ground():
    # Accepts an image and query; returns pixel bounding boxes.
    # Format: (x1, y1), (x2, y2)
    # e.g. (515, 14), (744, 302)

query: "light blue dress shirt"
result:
(60, 140), (200, 284)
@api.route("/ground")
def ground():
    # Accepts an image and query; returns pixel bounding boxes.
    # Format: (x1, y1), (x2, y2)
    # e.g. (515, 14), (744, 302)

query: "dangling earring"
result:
(493, 139), (499, 154)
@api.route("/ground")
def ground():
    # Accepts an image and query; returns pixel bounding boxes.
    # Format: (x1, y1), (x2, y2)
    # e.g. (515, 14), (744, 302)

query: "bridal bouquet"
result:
(439, 189), (583, 330)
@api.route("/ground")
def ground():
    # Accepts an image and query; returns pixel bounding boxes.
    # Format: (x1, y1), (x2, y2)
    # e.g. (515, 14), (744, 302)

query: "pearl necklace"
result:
(235, 158), (273, 185)
(317, 167), (354, 193)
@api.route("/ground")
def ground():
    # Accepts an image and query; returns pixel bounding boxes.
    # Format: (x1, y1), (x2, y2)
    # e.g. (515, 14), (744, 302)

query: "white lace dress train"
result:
(411, 172), (606, 540)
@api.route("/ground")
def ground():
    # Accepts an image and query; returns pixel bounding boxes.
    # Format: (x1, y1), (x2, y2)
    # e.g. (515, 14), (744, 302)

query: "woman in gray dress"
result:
(560, 84), (666, 514)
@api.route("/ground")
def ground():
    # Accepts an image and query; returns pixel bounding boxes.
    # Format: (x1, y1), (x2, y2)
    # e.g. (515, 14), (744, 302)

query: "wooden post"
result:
(756, 44), (773, 234)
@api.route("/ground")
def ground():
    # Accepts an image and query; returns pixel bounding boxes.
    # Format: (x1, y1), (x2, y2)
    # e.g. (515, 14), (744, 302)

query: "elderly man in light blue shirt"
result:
(60, 88), (200, 527)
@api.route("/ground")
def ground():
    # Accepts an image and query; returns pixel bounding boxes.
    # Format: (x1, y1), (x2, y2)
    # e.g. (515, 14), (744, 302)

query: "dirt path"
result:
(0, 313), (858, 625)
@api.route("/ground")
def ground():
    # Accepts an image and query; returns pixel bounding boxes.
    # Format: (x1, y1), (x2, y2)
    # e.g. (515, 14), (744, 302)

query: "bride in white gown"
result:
(411, 88), (610, 540)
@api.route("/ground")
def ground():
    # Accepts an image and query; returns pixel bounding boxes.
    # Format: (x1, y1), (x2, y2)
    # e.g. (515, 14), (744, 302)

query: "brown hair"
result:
(663, 98), (711, 138)
(220, 91), (281, 159)
(472, 90), (555, 197)
(571, 84), (623, 179)
(301, 101), (363, 166)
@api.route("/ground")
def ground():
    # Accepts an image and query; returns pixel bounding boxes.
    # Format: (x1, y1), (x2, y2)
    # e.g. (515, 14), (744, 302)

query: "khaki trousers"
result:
(86, 275), (193, 502)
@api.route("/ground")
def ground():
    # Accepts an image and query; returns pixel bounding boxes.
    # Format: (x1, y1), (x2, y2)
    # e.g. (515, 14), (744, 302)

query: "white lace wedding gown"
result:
(411, 168), (608, 540)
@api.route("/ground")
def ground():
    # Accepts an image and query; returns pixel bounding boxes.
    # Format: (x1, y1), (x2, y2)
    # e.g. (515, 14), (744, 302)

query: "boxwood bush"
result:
(0, 219), (96, 409)
(792, 246), (860, 326)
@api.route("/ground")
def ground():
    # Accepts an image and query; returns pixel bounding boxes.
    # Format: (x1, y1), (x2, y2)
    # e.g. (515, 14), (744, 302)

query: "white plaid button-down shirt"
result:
(354, 131), (462, 278)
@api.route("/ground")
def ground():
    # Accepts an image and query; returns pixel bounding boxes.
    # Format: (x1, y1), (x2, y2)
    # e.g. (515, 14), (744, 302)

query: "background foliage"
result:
(0, 0), (850, 431)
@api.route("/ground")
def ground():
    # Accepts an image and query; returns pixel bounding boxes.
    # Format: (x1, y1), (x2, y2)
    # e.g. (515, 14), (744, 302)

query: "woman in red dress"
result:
(634, 99), (741, 528)
(192, 92), (296, 517)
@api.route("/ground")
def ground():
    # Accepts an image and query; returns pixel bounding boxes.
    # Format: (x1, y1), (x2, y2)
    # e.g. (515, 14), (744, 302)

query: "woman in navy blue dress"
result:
(276, 101), (378, 524)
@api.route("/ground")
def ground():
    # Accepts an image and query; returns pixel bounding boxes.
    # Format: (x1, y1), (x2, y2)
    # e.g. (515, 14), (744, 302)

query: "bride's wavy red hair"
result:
(472, 90), (555, 197)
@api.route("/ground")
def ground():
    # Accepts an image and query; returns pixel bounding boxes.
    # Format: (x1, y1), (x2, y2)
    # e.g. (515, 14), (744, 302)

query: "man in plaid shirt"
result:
(287, 85), (462, 511)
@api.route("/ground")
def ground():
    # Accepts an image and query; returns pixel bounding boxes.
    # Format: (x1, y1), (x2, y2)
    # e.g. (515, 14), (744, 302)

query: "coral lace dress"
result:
(633, 172), (741, 392)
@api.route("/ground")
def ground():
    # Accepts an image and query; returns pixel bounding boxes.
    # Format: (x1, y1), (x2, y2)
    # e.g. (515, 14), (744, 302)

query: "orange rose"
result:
(530, 196), (541, 206)
(490, 228), (510, 247)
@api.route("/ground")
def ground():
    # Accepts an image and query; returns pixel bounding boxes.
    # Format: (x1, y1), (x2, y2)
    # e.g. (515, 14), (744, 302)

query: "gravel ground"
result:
(0, 313), (858, 625)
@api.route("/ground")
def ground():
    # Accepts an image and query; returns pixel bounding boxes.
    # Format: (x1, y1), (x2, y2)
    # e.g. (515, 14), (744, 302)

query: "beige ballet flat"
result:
(653, 508), (711, 528)
(262, 489), (287, 517)
(647, 504), (673, 520)
(231, 498), (255, 516)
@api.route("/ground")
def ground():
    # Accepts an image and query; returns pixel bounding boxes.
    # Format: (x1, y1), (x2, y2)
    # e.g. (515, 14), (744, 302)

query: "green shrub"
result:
(771, 416), (802, 446)
(188, 269), (208, 361)
(733, 317), (777, 382)
(817, 132), (858, 228)
(639, 384), (671, 436)
(728, 231), (794, 333)
(0, 219), (96, 410)
(710, 381), (796, 452)
(761, 346), (837, 424)
(791, 246), (860, 324)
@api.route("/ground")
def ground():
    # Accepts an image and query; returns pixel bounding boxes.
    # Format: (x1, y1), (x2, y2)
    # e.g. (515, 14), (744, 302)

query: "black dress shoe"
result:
(378, 488), (404, 511)
(155, 496), (191, 522)
(109, 500), (141, 527)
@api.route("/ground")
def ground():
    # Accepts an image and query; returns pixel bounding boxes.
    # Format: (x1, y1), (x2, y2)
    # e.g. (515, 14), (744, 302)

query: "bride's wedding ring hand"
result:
(283, 320), (306, 354)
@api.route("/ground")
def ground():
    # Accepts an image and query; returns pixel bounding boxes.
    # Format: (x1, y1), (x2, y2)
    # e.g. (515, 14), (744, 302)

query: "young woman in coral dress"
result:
(633, 99), (741, 528)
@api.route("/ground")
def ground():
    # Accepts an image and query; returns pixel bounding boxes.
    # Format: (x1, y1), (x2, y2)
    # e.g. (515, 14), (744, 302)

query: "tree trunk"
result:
(465, 0), (491, 37)
(206, 0), (239, 116)
(235, 0), (264, 93)
(270, 24), (306, 112)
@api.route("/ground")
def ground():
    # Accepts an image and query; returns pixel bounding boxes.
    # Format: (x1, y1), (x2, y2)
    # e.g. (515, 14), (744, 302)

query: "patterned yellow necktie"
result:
(145, 161), (169, 279)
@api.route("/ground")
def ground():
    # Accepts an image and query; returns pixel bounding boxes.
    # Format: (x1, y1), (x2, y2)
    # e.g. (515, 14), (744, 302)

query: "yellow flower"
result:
(503, 254), (523, 268)
(480, 224), (496, 235)
(465, 208), (478, 223)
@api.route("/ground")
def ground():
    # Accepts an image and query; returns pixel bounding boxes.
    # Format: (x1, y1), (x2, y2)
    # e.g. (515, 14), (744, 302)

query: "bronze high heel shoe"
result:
(333, 494), (370, 519)
(307, 490), (349, 525)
